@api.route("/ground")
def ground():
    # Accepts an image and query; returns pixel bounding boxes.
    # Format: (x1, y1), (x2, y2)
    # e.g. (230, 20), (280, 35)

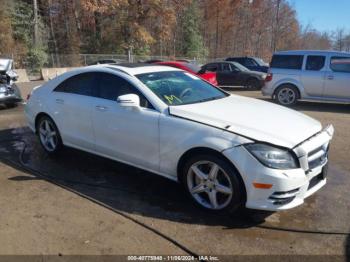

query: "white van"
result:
(262, 50), (350, 105)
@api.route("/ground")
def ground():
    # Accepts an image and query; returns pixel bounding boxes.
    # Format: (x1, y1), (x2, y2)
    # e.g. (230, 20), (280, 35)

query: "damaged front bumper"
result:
(222, 125), (334, 211)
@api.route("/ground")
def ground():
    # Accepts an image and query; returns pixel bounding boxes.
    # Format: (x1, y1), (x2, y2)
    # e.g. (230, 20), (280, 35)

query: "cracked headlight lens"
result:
(245, 143), (298, 169)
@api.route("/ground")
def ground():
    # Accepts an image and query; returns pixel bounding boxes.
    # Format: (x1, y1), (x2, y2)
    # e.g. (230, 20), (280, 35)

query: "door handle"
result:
(55, 98), (64, 104)
(327, 75), (334, 80)
(95, 105), (108, 112)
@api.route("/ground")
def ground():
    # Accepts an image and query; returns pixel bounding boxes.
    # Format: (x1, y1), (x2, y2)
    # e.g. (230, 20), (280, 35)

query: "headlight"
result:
(245, 143), (298, 169)
(0, 86), (6, 93)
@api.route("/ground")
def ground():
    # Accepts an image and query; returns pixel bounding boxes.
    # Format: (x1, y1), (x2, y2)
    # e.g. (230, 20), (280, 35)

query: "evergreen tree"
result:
(181, 0), (207, 59)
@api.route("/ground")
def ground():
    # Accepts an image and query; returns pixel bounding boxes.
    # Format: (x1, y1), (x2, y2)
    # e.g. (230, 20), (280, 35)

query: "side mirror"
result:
(117, 94), (140, 108)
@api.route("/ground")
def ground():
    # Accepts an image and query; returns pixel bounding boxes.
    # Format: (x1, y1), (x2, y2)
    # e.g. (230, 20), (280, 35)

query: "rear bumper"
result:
(261, 84), (274, 96)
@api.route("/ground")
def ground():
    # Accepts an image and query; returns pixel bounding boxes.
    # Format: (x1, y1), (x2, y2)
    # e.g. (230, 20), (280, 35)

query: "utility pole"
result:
(33, 0), (39, 46)
(272, 0), (281, 52)
(215, 2), (219, 58)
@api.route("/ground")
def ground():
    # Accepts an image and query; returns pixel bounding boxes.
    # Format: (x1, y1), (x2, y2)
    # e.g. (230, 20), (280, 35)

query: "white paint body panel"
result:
(169, 95), (322, 148)
(25, 65), (334, 211)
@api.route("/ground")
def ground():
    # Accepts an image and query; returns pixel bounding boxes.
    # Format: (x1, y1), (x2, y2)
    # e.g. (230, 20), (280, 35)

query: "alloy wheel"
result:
(39, 119), (58, 152)
(277, 87), (296, 105)
(187, 160), (233, 210)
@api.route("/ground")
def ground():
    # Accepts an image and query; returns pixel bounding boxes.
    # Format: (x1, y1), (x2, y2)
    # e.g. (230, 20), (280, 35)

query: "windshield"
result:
(136, 71), (227, 106)
(254, 58), (268, 66)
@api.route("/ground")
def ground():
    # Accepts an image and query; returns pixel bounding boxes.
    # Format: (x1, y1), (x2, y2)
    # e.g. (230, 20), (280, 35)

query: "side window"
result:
(306, 56), (325, 71)
(96, 73), (153, 109)
(230, 65), (239, 71)
(205, 64), (218, 72)
(330, 57), (350, 73)
(270, 55), (304, 70)
(221, 63), (231, 71)
(54, 73), (95, 96)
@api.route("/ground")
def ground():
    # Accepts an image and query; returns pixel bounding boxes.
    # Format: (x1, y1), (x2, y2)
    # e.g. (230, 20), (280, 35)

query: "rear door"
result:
(51, 72), (97, 151)
(324, 56), (350, 99)
(91, 72), (160, 171)
(301, 55), (326, 97)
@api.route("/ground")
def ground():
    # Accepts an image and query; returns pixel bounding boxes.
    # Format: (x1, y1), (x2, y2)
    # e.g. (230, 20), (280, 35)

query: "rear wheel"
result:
(5, 102), (17, 108)
(37, 116), (63, 155)
(274, 84), (299, 106)
(245, 78), (260, 90)
(182, 154), (245, 214)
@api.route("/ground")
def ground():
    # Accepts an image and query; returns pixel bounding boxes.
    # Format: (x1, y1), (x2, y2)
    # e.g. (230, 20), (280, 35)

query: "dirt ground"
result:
(0, 82), (349, 259)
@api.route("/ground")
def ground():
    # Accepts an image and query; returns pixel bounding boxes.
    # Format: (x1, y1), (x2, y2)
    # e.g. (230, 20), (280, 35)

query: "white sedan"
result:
(25, 64), (334, 212)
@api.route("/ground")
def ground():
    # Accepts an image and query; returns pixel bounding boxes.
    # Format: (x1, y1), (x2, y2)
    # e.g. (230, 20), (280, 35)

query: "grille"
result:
(307, 144), (328, 170)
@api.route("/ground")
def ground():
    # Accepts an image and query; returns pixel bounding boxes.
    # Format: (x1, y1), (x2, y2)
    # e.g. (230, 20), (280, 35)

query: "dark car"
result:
(225, 57), (269, 73)
(89, 59), (118, 65)
(200, 61), (266, 89)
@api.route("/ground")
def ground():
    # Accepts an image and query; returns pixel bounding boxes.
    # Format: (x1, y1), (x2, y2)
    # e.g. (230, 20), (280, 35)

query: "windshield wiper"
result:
(197, 96), (222, 103)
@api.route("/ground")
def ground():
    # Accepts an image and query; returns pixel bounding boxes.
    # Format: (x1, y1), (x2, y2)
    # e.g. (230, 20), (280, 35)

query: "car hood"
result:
(169, 95), (322, 148)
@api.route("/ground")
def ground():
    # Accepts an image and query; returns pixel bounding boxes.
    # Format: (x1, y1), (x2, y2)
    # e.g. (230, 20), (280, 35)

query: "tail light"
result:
(265, 73), (273, 82)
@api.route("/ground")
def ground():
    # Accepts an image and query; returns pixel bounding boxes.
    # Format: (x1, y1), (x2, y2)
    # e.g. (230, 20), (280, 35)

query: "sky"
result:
(287, 0), (350, 32)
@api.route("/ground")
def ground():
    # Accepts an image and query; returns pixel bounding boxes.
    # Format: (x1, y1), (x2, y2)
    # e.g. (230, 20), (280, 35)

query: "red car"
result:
(155, 61), (218, 86)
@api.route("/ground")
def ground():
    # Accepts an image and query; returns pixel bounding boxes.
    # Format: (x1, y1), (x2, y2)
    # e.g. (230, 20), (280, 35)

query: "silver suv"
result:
(262, 50), (350, 105)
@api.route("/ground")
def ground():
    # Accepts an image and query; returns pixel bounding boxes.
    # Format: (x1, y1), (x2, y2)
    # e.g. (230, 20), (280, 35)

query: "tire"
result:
(36, 115), (63, 155)
(181, 154), (245, 214)
(5, 103), (17, 108)
(274, 84), (299, 106)
(245, 78), (260, 90)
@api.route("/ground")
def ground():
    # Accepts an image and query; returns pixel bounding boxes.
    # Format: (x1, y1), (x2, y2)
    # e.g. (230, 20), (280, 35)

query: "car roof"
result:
(274, 50), (350, 56)
(156, 61), (186, 66)
(226, 57), (253, 59)
(94, 63), (182, 76)
(205, 61), (234, 65)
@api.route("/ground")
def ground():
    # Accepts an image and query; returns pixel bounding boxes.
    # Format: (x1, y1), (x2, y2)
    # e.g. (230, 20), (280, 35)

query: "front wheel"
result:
(37, 116), (63, 155)
(182, 154), (245, 213)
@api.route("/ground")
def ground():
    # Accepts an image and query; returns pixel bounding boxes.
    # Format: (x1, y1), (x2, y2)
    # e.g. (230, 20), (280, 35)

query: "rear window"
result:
(183, 63), (201, 73)
(330, 57), (350, 73)
(270, 55), (304, 70)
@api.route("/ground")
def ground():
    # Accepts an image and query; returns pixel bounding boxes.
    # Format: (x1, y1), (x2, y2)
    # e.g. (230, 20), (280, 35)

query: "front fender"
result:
(159, 114), (252, 178)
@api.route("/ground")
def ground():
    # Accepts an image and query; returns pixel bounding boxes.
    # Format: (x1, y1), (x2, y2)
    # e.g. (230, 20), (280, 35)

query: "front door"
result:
(91, 72), (160, 171)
